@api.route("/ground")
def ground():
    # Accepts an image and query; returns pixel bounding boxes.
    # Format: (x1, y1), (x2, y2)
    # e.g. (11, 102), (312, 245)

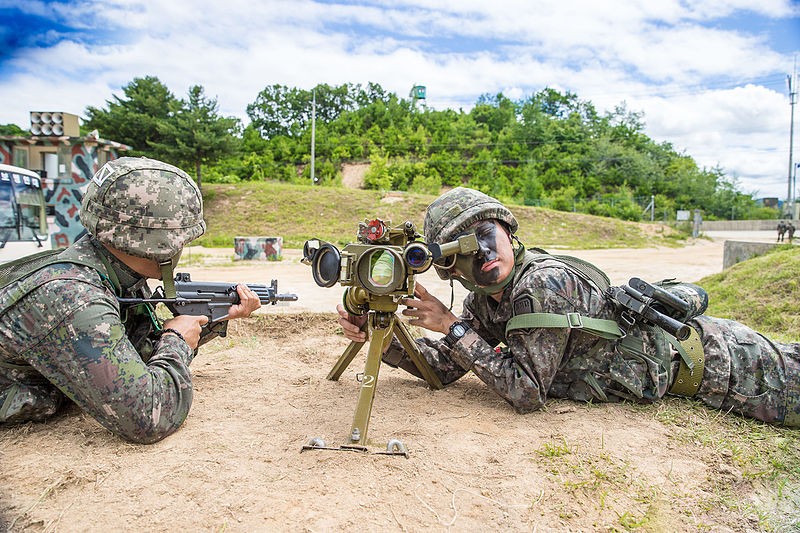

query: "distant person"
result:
(788, 222), (796, 243)
(338, 187), (800, 427)
(0, 157), (261, 443)
(777, 220), (787, 242)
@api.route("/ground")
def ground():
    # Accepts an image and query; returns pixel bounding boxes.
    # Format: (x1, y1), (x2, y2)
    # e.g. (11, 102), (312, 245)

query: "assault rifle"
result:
(118, 273), (298, 335)
(608, 277), (692, 341)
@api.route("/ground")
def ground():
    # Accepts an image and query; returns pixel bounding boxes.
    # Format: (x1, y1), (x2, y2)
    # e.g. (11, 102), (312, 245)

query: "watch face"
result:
(452, 323), (467, 337)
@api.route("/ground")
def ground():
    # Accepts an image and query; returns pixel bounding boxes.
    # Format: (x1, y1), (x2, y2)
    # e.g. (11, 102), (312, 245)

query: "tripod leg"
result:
(327, 340), (364, 381)
(346, 318), (393, 447)
(393, 321), (444, 390)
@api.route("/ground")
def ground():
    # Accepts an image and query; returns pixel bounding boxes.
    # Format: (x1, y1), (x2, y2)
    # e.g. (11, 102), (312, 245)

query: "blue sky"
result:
(1, 0), (798, 198)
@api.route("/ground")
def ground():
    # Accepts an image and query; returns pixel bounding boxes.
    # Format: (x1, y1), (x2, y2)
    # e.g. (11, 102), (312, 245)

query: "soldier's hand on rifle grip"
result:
(400, 282), (458, 335)
(227, 284), (261, 319)
(337, 304), (368, 343)
(162, 314), (209, 350)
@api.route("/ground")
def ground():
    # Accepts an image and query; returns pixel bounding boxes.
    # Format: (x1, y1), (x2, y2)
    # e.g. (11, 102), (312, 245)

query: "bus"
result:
(0, 164), (50, 262)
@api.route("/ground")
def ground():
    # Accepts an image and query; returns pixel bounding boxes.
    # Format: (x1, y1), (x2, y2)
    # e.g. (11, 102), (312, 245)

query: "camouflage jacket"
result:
(386, 253), (672, 413)
(385, 252), (800, 426)
(0, 236), (200, 443)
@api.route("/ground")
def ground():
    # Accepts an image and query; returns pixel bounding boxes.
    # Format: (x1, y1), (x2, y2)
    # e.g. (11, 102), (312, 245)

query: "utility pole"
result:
(787, 62), (797, 219)
(311, 89), (316, 184)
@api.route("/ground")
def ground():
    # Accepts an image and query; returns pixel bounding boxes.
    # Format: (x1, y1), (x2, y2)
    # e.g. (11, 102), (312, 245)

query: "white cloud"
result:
(0, 0), (797, 197)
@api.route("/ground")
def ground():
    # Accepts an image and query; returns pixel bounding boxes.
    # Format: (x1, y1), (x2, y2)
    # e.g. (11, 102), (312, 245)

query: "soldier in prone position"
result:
(0, 157), (261, 443)
(338, 187), (800, 427)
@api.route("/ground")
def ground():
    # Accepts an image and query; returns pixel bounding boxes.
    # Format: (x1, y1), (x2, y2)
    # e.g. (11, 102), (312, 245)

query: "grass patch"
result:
(534, 434), (665, 530)
(650, 398), (800, 531)
(698, 245), (799, 342)
(198, 181), (682, 250)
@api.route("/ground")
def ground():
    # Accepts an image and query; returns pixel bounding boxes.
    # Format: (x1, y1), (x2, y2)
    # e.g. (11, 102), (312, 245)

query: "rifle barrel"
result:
(628, 277), (691, 314)
(614, 286), (691, 341)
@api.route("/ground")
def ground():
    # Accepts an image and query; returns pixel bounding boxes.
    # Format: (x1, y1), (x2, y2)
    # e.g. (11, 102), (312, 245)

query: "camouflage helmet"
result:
(80, 157), (206, 262)
(424, 187), (518, 244)
(424, 187), (518, 279)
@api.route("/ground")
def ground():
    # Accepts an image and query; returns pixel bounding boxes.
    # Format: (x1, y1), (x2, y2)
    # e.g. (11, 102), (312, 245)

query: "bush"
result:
(409, 172), (442, 195)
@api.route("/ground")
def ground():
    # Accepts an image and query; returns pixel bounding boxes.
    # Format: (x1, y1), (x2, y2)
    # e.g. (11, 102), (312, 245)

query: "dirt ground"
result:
(1, 231), (797, 532)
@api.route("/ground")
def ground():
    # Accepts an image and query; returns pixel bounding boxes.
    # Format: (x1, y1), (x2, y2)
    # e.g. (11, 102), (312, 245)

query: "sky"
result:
(0, 0), (798, 199)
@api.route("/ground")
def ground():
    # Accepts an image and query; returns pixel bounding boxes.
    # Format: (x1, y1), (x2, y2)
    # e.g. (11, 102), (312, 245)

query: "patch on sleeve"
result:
(513, 295), (541, 316)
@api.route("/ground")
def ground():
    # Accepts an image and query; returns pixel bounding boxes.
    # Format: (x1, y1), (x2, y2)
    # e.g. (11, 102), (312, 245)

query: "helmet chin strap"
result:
(450, 240), (527, 296)
(159, 252), (182, 298)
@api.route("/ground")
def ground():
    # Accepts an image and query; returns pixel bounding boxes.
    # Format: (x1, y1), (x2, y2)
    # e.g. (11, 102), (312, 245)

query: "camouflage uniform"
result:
(777, 221), (786, 242)
(0, 157), (213, 443)
(384, 188), (800, 427)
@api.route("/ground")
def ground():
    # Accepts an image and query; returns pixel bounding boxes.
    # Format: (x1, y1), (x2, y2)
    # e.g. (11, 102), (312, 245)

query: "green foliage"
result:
(84, 77), (239, 190)
(84, 76), (181, 158)
(699, 246), (799, 342)
(0, 123), (26, 135)
(246, 82), (390, 139)
(363, 152), (391, 191)
(82, 76), (775, 224)
(409, 171), (442, 195)
(150, 85), (240, 189)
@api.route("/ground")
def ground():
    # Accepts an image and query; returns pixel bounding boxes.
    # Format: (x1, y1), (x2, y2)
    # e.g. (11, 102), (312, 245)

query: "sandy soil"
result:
(1, 231), (796, 532)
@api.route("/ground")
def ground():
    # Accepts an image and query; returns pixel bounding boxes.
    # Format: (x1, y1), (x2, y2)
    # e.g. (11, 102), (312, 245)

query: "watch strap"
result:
(444, 321), (470, 346)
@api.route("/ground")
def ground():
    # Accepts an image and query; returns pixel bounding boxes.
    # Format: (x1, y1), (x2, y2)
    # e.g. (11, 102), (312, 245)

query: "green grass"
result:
(698, 245), (799, 342)
(198, 181), (683, 250)
(650, 398), (800, 531)
(534, 433), (665, 530)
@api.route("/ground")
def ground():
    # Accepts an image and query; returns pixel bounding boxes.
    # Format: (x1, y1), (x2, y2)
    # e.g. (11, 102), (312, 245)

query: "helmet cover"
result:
(80, 157), (205, 262)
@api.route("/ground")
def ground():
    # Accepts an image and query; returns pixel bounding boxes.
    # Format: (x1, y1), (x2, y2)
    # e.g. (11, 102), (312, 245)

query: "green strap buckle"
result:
(566, 312), (583, 328)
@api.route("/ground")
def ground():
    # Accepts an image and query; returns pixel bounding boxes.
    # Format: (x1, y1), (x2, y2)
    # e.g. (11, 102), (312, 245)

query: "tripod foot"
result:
(300, 437), (409, 458)
(383, 439), (408, 457)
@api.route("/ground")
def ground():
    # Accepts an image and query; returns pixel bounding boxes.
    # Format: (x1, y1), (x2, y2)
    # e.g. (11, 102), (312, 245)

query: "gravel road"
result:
(179, 230), (788, 316)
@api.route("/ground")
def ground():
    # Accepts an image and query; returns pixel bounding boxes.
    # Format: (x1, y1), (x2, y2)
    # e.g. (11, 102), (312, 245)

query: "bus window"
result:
(0, 183), (14, 228)
(0, 166), (50, 259)
(16, 185), (47, 237)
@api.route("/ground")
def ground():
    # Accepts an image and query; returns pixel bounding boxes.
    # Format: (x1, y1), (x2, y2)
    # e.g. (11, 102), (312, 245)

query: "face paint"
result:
(453, 220), (512, 287)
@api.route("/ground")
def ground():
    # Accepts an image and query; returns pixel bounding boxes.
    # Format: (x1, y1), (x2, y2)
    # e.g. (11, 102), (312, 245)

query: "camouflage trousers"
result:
(0, 365), (65, 423)
(687, 316), (800, 427)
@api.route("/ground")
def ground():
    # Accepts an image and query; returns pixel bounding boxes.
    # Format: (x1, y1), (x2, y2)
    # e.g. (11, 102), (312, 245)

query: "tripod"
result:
(303, 306), (443, 456)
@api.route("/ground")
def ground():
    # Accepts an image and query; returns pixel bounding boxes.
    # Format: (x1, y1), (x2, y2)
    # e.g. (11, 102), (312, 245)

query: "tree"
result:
(246, 82), (392, 139)
(0, 123), (26, 135)
(84, 76), (180, 157)
(152, 85), (240, 190)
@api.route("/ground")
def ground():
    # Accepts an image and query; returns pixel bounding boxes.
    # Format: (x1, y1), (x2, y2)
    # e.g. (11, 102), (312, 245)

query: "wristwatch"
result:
(444, 321), (470, 346)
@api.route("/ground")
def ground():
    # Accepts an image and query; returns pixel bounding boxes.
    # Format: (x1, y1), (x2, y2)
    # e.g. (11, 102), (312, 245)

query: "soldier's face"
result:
(453, 220), (514, 287)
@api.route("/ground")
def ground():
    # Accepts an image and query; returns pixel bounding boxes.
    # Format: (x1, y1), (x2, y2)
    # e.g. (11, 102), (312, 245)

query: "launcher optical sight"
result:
(302, 219), (477, 308)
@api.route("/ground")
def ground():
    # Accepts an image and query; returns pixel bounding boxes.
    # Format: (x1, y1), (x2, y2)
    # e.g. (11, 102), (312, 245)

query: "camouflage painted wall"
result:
(48, 142), (93, 249)
(233, 236), (283, 261)
(0, 140), (122, 248)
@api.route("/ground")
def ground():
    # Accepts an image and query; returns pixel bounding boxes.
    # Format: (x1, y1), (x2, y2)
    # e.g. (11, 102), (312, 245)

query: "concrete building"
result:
(0, 112), (130, 249)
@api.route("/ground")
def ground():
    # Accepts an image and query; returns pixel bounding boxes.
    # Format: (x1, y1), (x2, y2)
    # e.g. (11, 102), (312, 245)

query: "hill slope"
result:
(198, 182), (683, 249)
(700, 245), (799, 342)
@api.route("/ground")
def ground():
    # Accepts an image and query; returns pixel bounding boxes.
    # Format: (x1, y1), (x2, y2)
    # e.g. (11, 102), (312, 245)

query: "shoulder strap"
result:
(0, 249), (64, 289)
(505, 248), (617, 339)
(0, 247), (116, 309)
(526, 251), (610, 292)
(505, 311), (623, 339)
